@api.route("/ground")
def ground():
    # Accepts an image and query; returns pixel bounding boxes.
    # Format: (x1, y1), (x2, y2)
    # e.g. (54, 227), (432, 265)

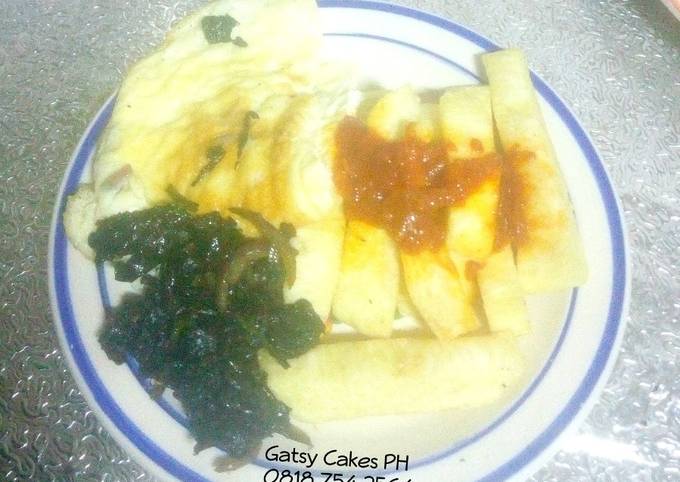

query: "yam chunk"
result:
(401, 250), (479, 339)
(284, 217), (345, 320)
(332, 220), (399, 338)
(366, 87), (420, 140)
(259, 334), (524, 422)
(477, 246), (530, 335)
(440, 86), (495, 158)
(439, 86), (499, 261)
(482, 49), (587, 292)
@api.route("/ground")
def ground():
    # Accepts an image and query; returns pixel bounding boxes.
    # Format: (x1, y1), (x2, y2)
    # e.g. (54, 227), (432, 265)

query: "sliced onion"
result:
(230, 207), (297, 287)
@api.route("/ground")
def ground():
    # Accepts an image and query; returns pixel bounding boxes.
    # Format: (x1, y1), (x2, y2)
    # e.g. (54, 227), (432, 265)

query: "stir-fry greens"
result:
(89, 200), (323, 467)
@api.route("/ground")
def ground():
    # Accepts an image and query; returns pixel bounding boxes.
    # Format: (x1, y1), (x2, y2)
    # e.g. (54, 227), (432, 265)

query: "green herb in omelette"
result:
(191, 145), (226, 186)
(89, 203), (323, 464)
(201, 14), (248, 46)
(237, 110), (260, 160)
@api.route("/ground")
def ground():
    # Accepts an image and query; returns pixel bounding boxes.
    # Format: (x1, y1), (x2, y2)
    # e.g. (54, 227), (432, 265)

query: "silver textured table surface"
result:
(1, 1), (678, 480)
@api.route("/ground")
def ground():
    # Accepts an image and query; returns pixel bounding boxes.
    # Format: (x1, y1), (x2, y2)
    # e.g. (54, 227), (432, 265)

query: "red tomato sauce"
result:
(334, 116), (503, 253)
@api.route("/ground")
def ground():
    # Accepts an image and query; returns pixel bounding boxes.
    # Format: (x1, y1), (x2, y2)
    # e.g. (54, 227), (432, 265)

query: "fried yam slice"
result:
(401, 250), (479, 339)
(259, 334), (524, 422)
(440, 86), (500, 262)
(482, 49), (587, 293)
(332, 220), (400, 338)
(477, 246), (530, 335)
(284, 217), (345, 320)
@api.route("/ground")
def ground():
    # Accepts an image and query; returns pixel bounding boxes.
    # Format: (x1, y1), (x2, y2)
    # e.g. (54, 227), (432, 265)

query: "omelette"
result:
(64, 0), (587, 426)
(64, 0), (357, 320)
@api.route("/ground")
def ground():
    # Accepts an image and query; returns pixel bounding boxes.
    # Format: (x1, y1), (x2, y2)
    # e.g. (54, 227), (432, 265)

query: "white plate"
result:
(49, 2), (629, 481)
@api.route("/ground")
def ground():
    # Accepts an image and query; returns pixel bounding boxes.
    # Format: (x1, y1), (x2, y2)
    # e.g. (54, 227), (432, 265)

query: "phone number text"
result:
(263, 469), (412, 482)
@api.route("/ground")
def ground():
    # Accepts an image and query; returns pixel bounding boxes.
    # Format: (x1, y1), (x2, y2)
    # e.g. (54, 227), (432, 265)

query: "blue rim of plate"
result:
(49, 1), (628, 481)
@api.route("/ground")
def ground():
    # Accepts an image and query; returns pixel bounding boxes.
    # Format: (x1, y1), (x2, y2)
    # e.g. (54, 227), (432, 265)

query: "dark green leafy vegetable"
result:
(201, 14), (248, 46)
(89, 202), (323, 463)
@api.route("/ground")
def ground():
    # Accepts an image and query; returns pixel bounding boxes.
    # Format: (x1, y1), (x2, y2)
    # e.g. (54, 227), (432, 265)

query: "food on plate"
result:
(400, 249), (479, 338)
(478, 246), (530, 335)
(440, 86), (499, 261)
(62, 0), (588, 467)
(88, 0), (348, 221)
(259, 334), (523, 422)
(75, 0), (353, 326)
(482, 49), (588, 293)
(438, 85), (528, 336)
(331, 219), (400, 338)
(89, 201), (324, 462)
(282, 217), (345, 319)
(63, 183), (97, 259)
